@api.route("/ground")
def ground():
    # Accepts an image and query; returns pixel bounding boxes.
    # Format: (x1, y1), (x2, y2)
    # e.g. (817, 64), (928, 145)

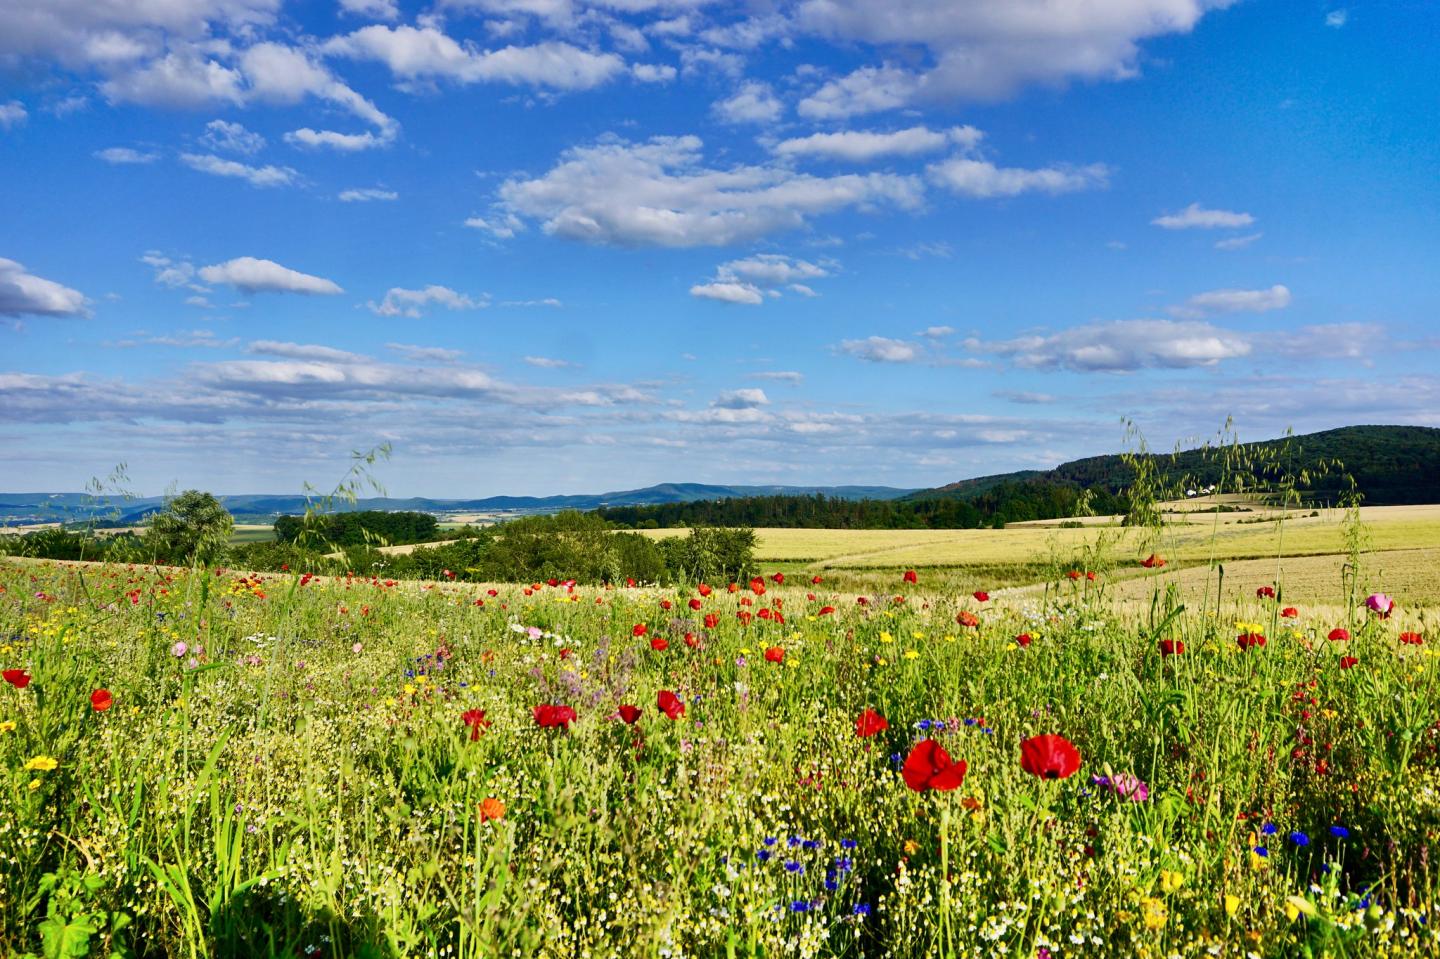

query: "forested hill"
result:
(910, 425), (1440, 506)
(595, 425), (1439, 530)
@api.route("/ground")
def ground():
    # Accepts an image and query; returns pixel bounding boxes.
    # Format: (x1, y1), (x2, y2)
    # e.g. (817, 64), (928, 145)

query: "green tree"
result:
(145, 490), (234, 565)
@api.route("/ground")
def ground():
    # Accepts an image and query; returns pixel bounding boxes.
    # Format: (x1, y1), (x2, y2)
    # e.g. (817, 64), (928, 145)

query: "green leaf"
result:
(39, 915), (98, 959)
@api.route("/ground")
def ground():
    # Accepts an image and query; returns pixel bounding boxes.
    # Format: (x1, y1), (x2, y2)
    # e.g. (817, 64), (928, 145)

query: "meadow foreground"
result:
(1, 560), (1437, 958)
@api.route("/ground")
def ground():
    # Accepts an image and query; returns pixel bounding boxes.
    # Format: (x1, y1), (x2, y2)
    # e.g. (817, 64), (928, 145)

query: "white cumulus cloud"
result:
(1152, 202), (1256, 229)
(838, 336), (921, 363)
(968, 318), (1252, 372)
(198, 257), (343, 295)
(774, 125), (981, 162)
(95, 146), (158, 164)
(180, 152), (298, 187)
(367, 285), (488, 317)
(1170, 284), (1291, 318)
(496, 134), (923, 247)
(0, 258), (89, 317)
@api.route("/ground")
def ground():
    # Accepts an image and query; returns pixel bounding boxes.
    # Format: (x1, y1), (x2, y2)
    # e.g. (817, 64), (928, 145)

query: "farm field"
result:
(628, 505), (1440, 604)
(2, 554), (1438, 958)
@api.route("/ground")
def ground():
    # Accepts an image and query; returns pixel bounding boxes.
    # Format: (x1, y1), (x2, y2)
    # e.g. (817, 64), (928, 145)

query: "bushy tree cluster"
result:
(272, 510), (439, 549)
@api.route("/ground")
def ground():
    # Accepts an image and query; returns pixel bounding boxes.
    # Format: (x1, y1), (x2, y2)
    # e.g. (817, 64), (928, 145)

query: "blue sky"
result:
(1, 0), (1436, 497)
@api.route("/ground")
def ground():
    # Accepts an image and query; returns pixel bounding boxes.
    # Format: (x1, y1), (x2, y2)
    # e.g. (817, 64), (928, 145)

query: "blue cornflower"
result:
(787, 836), (803, 848)
(835, 857), (853, 872)
(790, 901), (810, 913)
(1290, 831), (1310, 847)
(824, 874), (838, 892)
(1253, 846), (1269, 857)
(1330, 825), (1350, 839)
(756, 850), (771, 862)
(889, 753), (904, 768)
(916, 719), (932, 731)
(802, 839), (820, 850)
(784, 860), (804, 874)
(853, 903), (871, 916)
(963, 718), (977, 726)
(763, 837), (777, 846)
(981, 727), (994, 735)
(840, 838), (857, 849)
(1261, 823), (1278, 835)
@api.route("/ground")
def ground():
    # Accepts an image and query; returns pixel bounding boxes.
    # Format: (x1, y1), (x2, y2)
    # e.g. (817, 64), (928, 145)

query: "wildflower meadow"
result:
(2, 553), (1437, 958)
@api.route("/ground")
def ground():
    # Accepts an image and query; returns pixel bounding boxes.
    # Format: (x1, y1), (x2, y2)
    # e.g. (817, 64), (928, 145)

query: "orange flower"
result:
(479, 797), (506, 821)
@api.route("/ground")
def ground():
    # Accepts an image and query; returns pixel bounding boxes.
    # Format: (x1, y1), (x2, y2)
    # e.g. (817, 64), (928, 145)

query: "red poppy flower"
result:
(697, 583), (712, 597)
(462, 708), (491, 740)
(1237, 632), (1266, 649)
(688, 598), (702, 611)
(903, 569), (917, 584)
(2, 669), (30, 689)
(973, 591), (990, 602)
(737, 610), (752, 625)
(1327, 628), (1351, 642)
(727, 582), (739, 593)
(659, 600), (672, 611)
(1256, 586), (1276, 599)
(811, 575), (822, 585)
(90, 688), (114, 712)
(632, 623), (648, 637)
(626, 578), (637, 588)
(764, 646), (785, 664)
(618, 704), (642, 724)
(1015, 633), (1033, 647)
(1281, 607), (1299, 618)
(657, 690), (684, 719)
(1159, 639), (1185, 656)
(1066, 570), (1081, 580)
(547, 578), (559, 587)
(757, 607), (772, 620)
(1141, 554), (1166, 568)
(1399, 631), (1424, 646)
(683, 632), (699, 648)
(855, 708), (888, 738)
(956, 610), (980, 628)
(703, 613), (719, 629)
(650, 637), (669, 652)
(533, 704), (577, 729)
(1339, 656), (1358, 669)
(818, 605), (835, 615)
(902, 739), (967, 792)
(487, 588), (499, 596)
(856, 596), (869, 606)
(1019, 734), (1082, 780)
(771, 572), (784, 584)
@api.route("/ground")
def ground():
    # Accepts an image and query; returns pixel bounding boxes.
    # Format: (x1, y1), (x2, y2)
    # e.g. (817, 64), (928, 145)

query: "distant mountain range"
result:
(5, 425), (1437, 528)
(0, 483), (917, 525)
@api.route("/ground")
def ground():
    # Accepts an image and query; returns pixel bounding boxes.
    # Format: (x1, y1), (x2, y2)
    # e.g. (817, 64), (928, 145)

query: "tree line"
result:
(1, 495), (756, 586)
(596, 481), (1124, 530)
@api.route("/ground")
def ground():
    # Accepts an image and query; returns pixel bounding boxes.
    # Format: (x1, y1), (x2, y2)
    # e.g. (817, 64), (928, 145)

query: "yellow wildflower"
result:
(1160, 870), (1185, 894)
(24, 755), (58, 771)
(1141, 897), (1168, 929)
(0, 720), (15, 734)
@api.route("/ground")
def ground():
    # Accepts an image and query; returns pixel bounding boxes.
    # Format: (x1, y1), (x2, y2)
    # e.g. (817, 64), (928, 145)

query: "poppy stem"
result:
(939, 799), (952, 958)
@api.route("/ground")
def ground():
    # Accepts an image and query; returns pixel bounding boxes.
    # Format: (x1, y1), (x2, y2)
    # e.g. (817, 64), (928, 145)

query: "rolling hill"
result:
(907, 425), (1440, 506)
